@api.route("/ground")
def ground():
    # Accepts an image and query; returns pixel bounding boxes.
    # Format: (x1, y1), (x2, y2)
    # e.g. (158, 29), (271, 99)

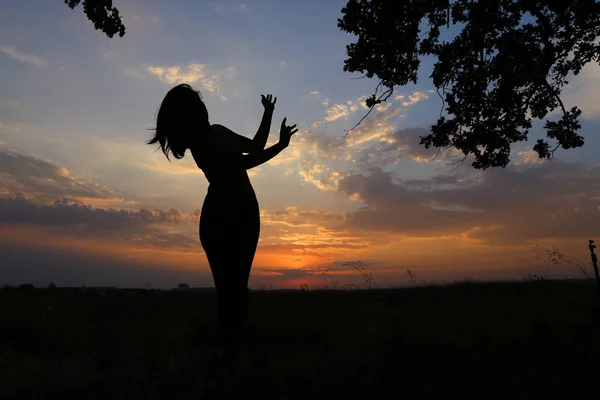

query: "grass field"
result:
(1, 280), (600, 399)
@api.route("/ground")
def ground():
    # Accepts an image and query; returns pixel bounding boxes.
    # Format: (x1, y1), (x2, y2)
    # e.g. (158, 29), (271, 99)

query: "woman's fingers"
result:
(280, 117), (298, 140)
(262, 94), (277, 104)
(287, 124), (297, 134)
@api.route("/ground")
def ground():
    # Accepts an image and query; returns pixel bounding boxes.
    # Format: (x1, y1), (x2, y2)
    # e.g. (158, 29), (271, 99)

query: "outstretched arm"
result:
(194, 118), (297, 171)
(252, 94), (276, 151)
(242, 117), (297, 169)
(209, 95), (275, 154)
(242, 141), (285, 169)
(195, 141), (285, 171)
(252, 108), (273, 151)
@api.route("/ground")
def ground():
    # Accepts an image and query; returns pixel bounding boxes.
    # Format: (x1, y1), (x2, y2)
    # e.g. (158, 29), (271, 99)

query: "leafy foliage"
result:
(63, 0), (125, 38)
(338, 0), (600, 169)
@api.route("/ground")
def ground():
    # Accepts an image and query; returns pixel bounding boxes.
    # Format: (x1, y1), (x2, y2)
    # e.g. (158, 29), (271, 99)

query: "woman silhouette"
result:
(147, 84), (297, 361)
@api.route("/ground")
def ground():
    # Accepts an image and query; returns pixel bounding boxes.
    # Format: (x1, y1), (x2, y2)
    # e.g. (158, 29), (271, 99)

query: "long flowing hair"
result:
(147, 84), (209, 161)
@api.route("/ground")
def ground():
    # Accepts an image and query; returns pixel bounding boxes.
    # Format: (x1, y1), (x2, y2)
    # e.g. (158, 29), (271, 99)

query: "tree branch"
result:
(447, 153), (469, 166)
(344, 106), (377, 136)
(344, 83), (393, 136)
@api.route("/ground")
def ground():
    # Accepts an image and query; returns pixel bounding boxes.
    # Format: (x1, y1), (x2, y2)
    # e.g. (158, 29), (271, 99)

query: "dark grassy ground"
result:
(1, 280), (600, 399)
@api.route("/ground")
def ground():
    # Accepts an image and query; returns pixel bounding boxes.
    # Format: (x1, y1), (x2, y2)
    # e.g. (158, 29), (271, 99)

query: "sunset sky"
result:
(1, 0), (599, 289)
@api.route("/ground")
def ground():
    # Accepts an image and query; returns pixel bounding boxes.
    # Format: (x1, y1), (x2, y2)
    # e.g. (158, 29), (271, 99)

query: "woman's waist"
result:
(206, 184), (257, 200)
(202, 190), (259, 217)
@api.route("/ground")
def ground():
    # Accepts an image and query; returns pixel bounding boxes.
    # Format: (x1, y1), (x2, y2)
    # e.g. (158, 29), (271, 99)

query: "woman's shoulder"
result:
(195, 126), (226, 150)
(209, 124), (246, 154)
(190, 128), (241, 167)
(210, 124), (233, 140)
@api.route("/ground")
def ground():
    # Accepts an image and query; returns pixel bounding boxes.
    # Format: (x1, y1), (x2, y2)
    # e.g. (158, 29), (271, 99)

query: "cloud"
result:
(344, 106), (402, 149)
(0, 193), (195, 227)
(324, 102), (360, 122)
(0, 144), (373, 268)
(0, 144), (201, 250)
(254, 206), (390, 276)
(146, 64), (236, 100)
(558, 62), (600, 120)
(0, 192), (200, 247)
(264, 89), (435, 191)
(513, 149), (546, 165)
(261, 208), (344, 229)
(256, 207), (396, 266)
(286, 105), (402, 188)
(0, 145), (138, 208)
(356, 126), (466, 167)
(0, 144), (402, 289)
(399, 90), (434, 107)
(0, 45), (50, 68)
(338, 160), (600, 245)
(321, 91), (424, 123)
(297, 164), (343, 191)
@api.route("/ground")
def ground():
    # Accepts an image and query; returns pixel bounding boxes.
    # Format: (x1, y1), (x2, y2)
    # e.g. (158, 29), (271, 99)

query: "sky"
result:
(0, 0), (599, 289)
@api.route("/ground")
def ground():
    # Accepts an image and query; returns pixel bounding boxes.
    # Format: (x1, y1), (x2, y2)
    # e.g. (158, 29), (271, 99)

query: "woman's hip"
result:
(200, 205), (259, 241)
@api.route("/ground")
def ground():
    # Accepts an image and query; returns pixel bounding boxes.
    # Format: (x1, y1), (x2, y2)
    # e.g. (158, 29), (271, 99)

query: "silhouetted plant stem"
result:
(588, 240), (600, 293)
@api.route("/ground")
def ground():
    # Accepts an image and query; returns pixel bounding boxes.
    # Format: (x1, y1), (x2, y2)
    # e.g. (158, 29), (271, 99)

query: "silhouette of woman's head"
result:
(147, 83), (209, 160)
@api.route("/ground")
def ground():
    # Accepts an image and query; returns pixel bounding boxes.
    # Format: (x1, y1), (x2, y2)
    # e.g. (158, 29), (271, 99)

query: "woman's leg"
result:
(238, 208), (260, 327)
(200, 197), (260, 360)
(212, 257), (244, 359)
(201, 225), (256, 359)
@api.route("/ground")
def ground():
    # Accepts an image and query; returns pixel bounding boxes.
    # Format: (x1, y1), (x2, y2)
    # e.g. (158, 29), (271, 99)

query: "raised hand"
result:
(279, 117), (298, 148)
(261, 94), (277, 112)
